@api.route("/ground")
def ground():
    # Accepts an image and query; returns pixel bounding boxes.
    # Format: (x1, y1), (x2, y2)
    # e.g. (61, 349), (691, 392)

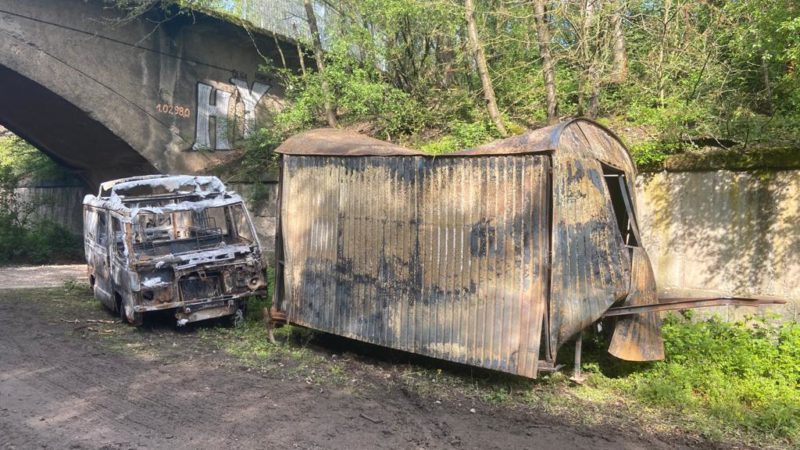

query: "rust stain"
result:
(83, 175), (267, 326)
(608, 246), (665, 361)
(272, 119), (671, 378)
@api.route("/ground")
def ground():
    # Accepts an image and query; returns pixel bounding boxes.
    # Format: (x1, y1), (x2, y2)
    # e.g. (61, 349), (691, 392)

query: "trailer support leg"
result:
(572, 330), (583, 381)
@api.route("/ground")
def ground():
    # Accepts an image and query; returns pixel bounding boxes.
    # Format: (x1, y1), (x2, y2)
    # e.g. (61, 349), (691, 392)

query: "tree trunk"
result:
(610, 0), (628, 83)
(464, 0), (507, 136)
(304, 0), (338, 127)
(584, 0), (602, 118)
(762, 55), (773, 116)
(533, 0), (558, 124)
(577, 0), (597, 116)
(656, 0), (671, 108)
(272, 34), (287, 69)
(297, 41), (307, 76)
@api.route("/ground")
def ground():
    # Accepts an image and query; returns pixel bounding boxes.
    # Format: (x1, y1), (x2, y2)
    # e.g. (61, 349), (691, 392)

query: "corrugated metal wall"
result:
(280, 155), (550, 378)
(547, 125), (631, 357)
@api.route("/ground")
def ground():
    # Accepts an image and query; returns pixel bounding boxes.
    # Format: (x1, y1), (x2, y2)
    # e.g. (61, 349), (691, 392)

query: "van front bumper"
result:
(133, 289), (266, 315)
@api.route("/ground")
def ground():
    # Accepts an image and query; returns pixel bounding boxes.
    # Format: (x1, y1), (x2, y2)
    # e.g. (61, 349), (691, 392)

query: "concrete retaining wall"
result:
(14, 186), (87, 235)
(636, 170), (800, 320)
(23, 170), (799, 319)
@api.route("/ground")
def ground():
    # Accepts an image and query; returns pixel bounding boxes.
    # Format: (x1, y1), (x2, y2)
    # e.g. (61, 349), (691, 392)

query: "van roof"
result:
(98, 175), (226, 198)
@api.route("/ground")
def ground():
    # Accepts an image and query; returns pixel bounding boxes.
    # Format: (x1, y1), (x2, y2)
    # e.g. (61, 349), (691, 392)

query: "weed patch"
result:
(616, 315), (800, 441)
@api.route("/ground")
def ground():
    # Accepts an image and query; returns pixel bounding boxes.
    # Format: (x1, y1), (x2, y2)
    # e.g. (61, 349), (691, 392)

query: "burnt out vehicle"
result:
(83, 175), (266, 326)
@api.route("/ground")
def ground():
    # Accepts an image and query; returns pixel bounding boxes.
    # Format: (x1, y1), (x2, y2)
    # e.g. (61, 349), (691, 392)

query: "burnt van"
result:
(83, 175), (266, 326)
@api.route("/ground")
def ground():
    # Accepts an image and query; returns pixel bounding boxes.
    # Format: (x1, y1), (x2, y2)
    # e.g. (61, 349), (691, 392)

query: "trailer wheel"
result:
(118, 294), (143, 326)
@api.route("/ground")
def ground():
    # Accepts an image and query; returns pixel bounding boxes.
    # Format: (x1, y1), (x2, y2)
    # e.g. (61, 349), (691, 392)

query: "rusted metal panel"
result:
(548, 124), (631, 359)
(275, 129), (426, 156)
(608, 246), (664, 361)
(456, 125), (556, 156)
(276, 126), (556, 157)
(280, 155), (550, 378)
(573, 121), (636, 174)
(83, 175), (267, 326)
(604, 296), (786, 317)
(274, 118), (697, 377)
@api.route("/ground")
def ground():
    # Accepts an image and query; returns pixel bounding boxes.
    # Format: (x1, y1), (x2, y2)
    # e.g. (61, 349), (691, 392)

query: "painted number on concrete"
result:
(156, 103), (192, 118)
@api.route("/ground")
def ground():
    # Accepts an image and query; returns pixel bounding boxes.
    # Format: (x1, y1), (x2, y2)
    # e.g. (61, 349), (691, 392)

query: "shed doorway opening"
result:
(601, 164), (640, 247)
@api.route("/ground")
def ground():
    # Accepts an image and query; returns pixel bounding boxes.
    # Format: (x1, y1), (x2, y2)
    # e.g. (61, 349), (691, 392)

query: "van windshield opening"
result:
(131, 203), (254, 257)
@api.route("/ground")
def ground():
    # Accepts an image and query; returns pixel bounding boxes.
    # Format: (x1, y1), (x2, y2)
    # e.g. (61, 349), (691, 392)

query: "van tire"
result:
(225, 304), (245, 328)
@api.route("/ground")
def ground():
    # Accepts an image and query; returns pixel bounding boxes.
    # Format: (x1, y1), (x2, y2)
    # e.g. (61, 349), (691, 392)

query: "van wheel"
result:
(226, 306), (245, 328)
(118, 294), (143, 326)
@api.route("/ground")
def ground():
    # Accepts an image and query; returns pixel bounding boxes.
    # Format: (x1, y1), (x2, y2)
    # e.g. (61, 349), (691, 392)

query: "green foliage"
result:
(0, 133), (83, 264)
(243, 264), (275, 323)
(420, 120), (499, 154)
(0, 134), (64, 184)
(274, 47), (428, 139)
(621, 315), (800, 440)
(628, 140), (685, 169)
(179, 1), (800, 170)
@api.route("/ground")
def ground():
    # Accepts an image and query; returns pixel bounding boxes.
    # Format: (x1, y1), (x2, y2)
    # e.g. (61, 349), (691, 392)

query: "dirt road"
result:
(0, 264), (85, 289)
(0, 268), (700, 449)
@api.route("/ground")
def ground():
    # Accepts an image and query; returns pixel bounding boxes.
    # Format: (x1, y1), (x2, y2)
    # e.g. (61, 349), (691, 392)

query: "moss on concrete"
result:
(639, 146), (800, 173)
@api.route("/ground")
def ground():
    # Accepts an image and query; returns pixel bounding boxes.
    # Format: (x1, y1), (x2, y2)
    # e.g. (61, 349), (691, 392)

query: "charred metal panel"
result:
(573, 122), (636, 174)
(280, 155), (550, 378)
(548, 125), (631, 357)
(275, 119), (667, 377)
(83, 175), (267, 326)
(608, 247), (665, 360)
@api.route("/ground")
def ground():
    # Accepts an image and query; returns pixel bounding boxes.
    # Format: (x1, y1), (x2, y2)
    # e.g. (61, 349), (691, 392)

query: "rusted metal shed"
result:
(268, 119), (668, 378)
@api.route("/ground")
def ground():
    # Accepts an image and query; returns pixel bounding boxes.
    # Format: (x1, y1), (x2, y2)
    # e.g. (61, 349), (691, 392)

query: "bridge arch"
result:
(0, 0), (298, 188)
(0, 66), (156, 187)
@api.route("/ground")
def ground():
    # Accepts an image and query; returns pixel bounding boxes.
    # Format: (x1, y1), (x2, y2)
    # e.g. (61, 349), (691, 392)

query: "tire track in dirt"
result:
(0, 283), (702, 450)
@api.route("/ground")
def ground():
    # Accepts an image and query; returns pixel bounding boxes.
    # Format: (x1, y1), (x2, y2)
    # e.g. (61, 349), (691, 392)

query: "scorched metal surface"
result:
(271, 119), (660, 378)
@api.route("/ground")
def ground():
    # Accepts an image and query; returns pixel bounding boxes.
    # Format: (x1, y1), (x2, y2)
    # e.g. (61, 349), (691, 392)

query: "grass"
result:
(198, 307), (799, 449)
(617, 314), (799, 441)
(16, 283), (797, 449)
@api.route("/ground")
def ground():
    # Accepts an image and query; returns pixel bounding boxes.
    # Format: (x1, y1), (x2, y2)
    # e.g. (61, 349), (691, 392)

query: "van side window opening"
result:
(84, 208), (98, 240)
(112, 218), (125, 257)
(96, 211), (108, 247)
(601, 164), (640, 247)
(231, 204), (254, 244)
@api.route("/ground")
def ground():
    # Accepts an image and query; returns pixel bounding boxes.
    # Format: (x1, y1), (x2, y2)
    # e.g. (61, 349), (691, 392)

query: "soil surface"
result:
(0, 267), (701, 449)
(0, 264), (85, 289)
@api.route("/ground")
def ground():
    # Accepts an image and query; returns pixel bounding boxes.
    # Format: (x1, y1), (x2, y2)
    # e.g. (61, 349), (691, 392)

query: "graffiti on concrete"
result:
(193, 78), (271, 151)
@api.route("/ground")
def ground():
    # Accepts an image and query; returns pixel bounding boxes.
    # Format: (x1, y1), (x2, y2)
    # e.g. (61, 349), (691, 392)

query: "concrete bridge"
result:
(0, 0), (304, 187)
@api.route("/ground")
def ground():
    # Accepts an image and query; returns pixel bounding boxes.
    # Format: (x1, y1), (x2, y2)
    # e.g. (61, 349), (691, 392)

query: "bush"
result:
(23, 221), (83, 264)
(623, 315), (800, 440)
(629, 140), (685, 169)
(0, 214), (83, 265)
(420, 120), (499, 154)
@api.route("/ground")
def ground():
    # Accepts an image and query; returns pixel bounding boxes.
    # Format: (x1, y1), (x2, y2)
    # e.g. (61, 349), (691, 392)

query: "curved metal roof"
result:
(274, 118), (632, 161)
(275, 128), (425, 156)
